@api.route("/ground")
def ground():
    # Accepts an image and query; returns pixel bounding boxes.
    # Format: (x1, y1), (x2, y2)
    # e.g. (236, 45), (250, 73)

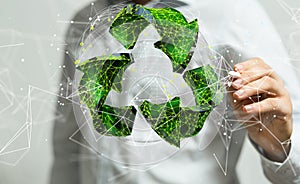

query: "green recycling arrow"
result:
(76, 4), (223, 147)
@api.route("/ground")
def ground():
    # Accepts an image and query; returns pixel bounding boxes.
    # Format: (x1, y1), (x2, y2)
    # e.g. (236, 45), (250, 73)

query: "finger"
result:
(228, 88), (255, 113)
(233, 76), (283, 101)
(234, 58), (270, 72)
(242, 98), (281, 114)
(231, 69), (274, 89)
(233, 58), (283, 88)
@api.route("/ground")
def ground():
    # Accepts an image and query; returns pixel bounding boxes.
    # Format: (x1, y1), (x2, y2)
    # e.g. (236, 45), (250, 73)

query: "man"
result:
(51, 0), (300, 183)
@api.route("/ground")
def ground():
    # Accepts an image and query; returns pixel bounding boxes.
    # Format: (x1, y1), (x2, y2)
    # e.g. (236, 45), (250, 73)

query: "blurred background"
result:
(0, 0), (299, 183)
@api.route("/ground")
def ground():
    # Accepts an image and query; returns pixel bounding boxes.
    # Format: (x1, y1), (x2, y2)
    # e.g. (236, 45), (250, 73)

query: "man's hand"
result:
(229, 58), (293, 162)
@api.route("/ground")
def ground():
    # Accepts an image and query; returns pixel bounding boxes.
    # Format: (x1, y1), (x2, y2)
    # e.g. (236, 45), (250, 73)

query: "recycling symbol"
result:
(76, 4), (223, 147)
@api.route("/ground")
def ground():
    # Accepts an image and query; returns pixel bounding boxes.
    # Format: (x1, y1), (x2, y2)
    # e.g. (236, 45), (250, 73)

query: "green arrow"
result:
(110, 4), (198, 73)
(78, 53), (136, 136)
(139, 96), (213, 147)
(184, 65), (223, 108)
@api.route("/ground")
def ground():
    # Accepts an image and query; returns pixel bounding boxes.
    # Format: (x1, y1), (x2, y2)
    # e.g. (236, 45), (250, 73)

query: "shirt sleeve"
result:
(248, 121), (300, 184)
(259, 120), (300, 184)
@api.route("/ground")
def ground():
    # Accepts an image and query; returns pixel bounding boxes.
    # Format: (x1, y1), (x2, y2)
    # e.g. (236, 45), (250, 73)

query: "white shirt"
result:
(59, 0), (300, 183)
